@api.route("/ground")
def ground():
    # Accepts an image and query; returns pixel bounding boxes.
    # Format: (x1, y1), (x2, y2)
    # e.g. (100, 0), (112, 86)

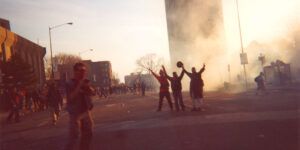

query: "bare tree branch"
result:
(136, 53), (164, 74)
(44, 53), (82, 79)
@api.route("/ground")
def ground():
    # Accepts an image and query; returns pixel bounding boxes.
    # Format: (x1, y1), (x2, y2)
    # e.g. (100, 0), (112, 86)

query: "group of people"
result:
(3, 60), (271, 150)
(149, 61), (206, 112)
(4, 86), (51, 123)
(6, 62), (97, 150)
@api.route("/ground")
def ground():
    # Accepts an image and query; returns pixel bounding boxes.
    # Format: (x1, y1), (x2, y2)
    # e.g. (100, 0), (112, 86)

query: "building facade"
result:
(58, 60), (112, 88)
(0, 18), (46, 89)
(263, 60), (291, 85)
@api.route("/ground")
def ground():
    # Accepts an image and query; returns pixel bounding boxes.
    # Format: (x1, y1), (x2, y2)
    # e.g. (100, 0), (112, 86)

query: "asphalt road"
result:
(0, 86), (299, 150)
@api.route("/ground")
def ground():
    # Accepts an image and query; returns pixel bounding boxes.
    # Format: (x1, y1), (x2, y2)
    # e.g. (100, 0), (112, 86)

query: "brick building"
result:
(0, 18), (46, 89)
(58, 60), (112, 88)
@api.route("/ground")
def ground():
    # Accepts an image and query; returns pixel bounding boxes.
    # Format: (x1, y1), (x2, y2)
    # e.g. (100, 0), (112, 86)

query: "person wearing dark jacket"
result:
(255, 72), (267, 95)
(47, 82), (63, 125)
(148, 67), (173, 111)
(183, 63), (205, 111)
(141, 81), (146, 96)
(64, 62), (95, 150)
(162, 65), (185, 111)
(6, 88), (21, 123)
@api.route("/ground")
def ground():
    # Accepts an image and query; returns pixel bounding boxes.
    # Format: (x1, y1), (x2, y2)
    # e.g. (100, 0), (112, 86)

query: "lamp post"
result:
(235, 0), (248, 89)
(78, 49), (93, 57)
(49, 22), (73, 79)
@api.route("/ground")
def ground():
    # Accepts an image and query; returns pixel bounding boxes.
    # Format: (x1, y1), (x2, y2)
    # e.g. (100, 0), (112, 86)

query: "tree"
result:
(135, 53), (164, 91)
(52, 53), (82, 65)
(136, 53), (164, 74)
(2, 54), (38, 90)
(45, 53), (82, 79)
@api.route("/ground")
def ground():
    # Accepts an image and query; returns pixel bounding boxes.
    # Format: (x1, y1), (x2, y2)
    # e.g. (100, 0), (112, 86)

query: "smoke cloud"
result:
(166, 0), (229, 90)
(165, 0), (300, 90)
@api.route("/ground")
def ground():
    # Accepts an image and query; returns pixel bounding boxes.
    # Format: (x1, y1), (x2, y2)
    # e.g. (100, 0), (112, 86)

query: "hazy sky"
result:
(1, 0), (299, 82)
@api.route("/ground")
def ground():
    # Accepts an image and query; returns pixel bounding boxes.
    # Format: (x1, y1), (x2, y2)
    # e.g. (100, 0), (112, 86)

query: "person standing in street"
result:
(149, 67), (173, 111)
(64, 62), (95, 150)
(98, 86), (108, 98)
(183, 63), (206, 111)
(162, 65), (185, 111)
(255, 72), (267, 95)
(141, 81), (146, 96)
(6, 88), (21, 123)
(47, 82), (63, 125)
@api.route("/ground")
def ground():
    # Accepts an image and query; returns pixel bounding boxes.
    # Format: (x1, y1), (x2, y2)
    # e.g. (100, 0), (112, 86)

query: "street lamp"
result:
(235, 0), (248, 89)
(78, 49), (93, 57)
(49, 22), (73, 79)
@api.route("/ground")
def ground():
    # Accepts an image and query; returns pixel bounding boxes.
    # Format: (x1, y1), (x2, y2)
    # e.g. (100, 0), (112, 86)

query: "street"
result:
(0, 86), (299, 150)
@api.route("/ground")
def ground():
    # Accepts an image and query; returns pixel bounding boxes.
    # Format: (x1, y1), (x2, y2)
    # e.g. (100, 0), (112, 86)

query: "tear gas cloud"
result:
(165, 0), (300, 90)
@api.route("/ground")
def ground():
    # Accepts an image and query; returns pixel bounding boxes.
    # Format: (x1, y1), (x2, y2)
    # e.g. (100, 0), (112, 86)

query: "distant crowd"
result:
(0, 80), (153, 124)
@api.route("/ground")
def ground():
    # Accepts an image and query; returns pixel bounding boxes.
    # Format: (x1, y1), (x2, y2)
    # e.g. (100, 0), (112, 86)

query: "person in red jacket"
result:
(149, 67), (173, 111)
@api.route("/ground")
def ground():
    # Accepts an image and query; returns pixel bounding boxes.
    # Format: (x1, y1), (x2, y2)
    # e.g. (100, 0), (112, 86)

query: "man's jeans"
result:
(158, 92), (173, 111)
(172, 91), (185, 111)
(65, 111), (93, 150)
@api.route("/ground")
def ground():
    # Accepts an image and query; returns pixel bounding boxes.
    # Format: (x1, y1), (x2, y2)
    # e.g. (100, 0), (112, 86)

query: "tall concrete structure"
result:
(165, 0), (226, 65)
(165, 0), (227, 89)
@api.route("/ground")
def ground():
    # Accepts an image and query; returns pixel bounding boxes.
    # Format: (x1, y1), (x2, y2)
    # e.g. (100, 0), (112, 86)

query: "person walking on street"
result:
(162, 65), (185, 111)
(255, 72), (267, 95)
(64, 62), (95, 150)
(98, 86), (107, 98)
(6, 88), (21, 123)
(141, 81), (146, 96)
(183, 63), (206, 111)
(149, 67), (173, 111)
(47, 82), (63, 125)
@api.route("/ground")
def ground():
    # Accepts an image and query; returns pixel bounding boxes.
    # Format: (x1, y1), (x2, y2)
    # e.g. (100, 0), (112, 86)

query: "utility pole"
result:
(236, 0), (248, 89)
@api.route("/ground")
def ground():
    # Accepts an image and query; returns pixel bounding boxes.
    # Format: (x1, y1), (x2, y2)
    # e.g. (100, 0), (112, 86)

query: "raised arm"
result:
(149, 68), (160, 81)
(198, 64), (206, 74)
(162, 65), (172, 80)
(178, 68), (185, 80)
(182, 66), (192, 78)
